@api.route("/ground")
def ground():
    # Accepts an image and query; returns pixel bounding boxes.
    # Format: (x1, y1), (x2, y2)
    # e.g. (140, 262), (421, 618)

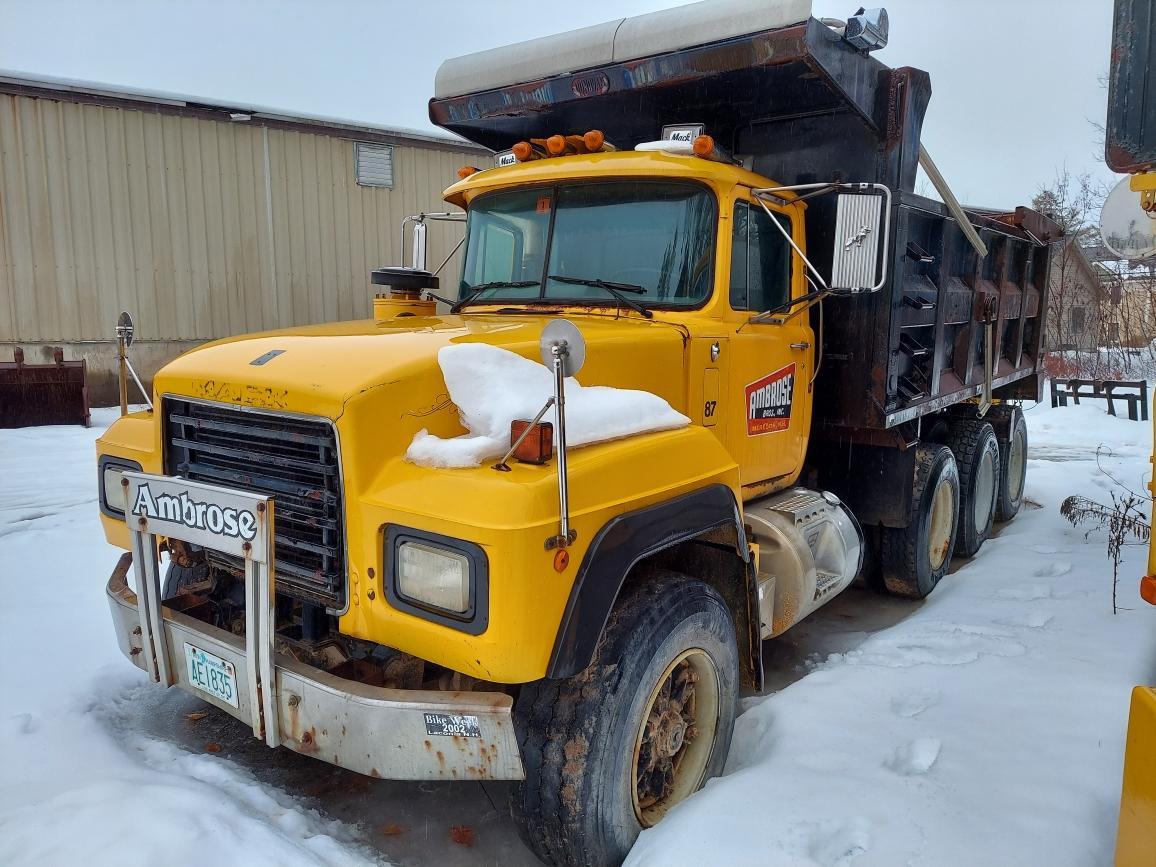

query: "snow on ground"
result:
(0, 409), (384, 867)
(0, 394), (1152, 867)
(629, 395), (1156, 867)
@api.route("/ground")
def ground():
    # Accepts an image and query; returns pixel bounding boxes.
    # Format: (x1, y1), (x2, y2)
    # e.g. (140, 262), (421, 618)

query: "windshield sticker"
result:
(745, 363), (796, 435)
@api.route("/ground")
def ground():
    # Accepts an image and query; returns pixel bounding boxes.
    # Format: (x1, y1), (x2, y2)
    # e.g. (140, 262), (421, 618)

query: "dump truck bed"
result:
(429, 1), (1060, 434)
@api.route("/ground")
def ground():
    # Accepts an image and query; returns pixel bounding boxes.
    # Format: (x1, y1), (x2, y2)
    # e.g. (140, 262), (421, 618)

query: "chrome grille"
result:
(164, 398), (345, 608)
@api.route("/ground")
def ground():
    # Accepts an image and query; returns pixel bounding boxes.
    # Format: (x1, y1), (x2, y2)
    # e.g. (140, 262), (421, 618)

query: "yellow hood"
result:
(153, 312), (690, 421)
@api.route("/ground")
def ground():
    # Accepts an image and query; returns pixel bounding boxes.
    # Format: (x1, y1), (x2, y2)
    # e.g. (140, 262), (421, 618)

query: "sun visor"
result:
(432, 0), (812, 100)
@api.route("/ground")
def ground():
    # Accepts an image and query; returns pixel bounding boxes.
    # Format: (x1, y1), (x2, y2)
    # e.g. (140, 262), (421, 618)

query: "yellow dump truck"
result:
(96, 3), (1060, 864)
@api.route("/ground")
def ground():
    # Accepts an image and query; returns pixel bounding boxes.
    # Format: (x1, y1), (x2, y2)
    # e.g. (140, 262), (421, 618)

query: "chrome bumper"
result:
(106, 553), (524, 780)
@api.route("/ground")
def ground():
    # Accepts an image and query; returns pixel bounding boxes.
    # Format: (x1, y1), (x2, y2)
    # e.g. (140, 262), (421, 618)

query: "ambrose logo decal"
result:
(131, 483), (258, 541)
(745, 363), (796, 435)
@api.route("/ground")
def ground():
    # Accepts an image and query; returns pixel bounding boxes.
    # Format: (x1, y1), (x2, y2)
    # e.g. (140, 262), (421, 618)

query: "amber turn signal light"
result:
(512, 141), (534, 161)
(1141, 574), (1156, 606)
(692, 134), (715, 157)
(510, 419), (553, 464)
(456, 165), (479, 180)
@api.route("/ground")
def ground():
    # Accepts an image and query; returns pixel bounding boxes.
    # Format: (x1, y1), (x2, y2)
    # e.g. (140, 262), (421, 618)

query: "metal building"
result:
(0, 73), (488, 404)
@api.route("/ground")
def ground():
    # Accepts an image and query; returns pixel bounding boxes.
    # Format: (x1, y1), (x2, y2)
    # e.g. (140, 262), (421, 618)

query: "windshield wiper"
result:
(547, 275), (654, 319)
(451, 280), (540, 313)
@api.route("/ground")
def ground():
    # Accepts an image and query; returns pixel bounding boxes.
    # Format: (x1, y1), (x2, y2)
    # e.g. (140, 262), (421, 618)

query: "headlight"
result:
(397, 541), (470, 613)
(385, 527), (488, 634)
(99, 457), (141, 517)
(103, 466), (129, 512)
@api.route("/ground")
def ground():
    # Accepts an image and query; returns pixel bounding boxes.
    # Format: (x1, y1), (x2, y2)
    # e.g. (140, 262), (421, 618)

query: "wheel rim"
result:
(928, 477), (955, 570)
(1007, 429), (1026, 501)
(974, 448), (996, 530)
(631, 648), (720, 827)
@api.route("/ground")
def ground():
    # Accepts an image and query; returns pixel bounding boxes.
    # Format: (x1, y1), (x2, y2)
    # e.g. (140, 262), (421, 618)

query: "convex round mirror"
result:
(1100, 176), (1156, 260)
(540, 319), (586, 377)
(116, 311), (135, 347)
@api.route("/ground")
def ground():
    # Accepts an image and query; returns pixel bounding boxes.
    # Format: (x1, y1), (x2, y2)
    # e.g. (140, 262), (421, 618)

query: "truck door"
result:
(726, 197), (814, 492)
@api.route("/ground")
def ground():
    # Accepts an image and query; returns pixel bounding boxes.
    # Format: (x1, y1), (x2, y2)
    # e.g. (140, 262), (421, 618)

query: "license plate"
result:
(184, 643), (239, 708)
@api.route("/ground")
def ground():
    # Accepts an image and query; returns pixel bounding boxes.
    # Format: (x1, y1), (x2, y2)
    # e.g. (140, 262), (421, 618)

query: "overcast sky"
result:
(0, 0), (1120, 209)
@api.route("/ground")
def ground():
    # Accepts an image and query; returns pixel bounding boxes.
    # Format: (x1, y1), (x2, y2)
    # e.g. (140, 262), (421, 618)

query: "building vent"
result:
(355, 142), (394, 188)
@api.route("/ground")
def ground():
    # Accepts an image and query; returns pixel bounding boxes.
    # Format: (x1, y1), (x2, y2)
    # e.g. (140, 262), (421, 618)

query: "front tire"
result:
(511, 572), (738, 867)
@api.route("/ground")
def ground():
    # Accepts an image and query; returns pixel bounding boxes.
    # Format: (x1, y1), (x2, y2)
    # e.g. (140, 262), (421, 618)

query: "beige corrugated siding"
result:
(0, 91), (480, 343)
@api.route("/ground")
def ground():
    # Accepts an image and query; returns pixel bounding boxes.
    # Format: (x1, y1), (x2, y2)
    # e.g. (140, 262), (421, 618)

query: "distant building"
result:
(1043, 236), (1103, 351)
(0, 73), (488, 403)
(1097, 259), (1156, 349)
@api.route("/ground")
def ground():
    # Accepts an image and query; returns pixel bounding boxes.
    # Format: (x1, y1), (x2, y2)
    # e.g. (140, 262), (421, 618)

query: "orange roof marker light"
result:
(512, 141), (539, 162)
(692, 134), (715, 157)
(546, 134), (569, 156)
(583, 129), (610, 152)
(456, 165), (480, 180)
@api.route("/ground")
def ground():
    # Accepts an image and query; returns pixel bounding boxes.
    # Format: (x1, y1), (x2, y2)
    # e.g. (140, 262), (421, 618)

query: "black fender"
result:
(546, 484), (757, 683)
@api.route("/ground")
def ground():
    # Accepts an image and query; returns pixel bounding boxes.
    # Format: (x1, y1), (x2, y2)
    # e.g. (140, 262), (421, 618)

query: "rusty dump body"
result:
(0, 347), (90, 428)
(429, 15), (1061, 437)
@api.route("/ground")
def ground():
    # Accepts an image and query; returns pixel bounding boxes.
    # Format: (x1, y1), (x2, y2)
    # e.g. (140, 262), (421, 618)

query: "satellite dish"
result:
(539, 319), (586, 377)
(116, 311), (135, 348)
(1099, 177), (1156, 260)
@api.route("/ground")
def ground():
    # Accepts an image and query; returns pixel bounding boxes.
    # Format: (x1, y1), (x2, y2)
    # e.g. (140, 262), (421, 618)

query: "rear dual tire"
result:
(881, 444), (960, 598)
(993, 407), (1028, 522)
(942, 419), (1001, 558)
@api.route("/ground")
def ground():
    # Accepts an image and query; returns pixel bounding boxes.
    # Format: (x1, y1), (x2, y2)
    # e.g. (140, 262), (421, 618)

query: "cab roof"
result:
(442, 150), (786, 208)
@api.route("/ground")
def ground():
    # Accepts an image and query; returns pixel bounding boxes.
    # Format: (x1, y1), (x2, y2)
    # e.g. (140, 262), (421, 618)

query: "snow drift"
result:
(405, 343), (690, 468)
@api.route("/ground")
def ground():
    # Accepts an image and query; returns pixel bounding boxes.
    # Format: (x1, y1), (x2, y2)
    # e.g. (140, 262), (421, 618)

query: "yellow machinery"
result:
(1114, 414), (1156, 867)
(1105, 1), (1156, 860)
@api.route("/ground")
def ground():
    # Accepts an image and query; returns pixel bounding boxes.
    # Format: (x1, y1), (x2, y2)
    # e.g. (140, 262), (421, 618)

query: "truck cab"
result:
(445, 149), (815, 491)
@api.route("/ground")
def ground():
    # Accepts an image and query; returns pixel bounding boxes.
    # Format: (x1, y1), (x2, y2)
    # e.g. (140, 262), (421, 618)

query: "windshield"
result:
(459, 181), (716, 308)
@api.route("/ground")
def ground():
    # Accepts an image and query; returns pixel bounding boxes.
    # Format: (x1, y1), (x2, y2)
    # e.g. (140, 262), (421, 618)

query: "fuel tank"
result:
(746, 487), (864, 638)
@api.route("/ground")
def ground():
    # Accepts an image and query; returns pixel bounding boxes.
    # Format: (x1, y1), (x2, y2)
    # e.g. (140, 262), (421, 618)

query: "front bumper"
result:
(106, 553), (524, 780)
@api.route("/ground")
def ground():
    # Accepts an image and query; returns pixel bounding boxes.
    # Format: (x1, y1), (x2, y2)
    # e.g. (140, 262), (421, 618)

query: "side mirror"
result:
(830, 191), (887, 292)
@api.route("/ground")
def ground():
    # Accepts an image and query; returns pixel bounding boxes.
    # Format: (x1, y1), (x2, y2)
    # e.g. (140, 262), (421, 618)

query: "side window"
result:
(730, 202), (791, 312)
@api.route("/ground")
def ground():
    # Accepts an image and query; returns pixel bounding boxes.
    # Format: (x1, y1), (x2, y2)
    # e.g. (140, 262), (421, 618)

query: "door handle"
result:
(790, 342), (811, 350)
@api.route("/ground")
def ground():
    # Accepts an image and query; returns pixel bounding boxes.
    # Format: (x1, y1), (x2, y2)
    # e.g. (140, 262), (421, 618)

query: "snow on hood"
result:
(406, 343), (690, 468)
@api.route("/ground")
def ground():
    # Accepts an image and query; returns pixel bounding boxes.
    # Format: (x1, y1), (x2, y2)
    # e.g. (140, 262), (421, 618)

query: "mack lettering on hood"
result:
(131, 484), (258, 541)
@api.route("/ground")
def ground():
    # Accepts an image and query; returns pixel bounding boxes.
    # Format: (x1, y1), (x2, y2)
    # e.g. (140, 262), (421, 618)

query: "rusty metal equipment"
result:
(0, 346), (90, 428)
